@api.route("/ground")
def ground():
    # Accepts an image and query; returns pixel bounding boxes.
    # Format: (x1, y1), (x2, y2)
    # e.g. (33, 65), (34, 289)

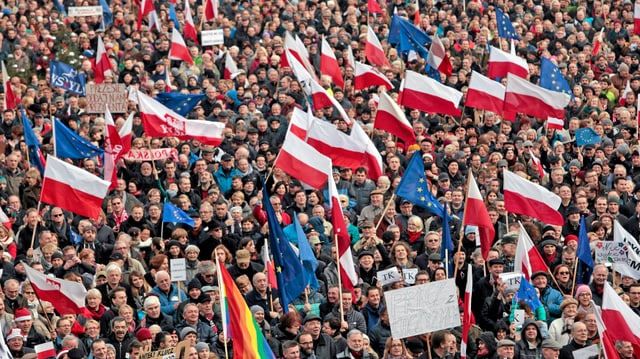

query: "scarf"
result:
(0, 235), (13, 248)
(407, 230), (422, 244)
(350, 350), (363, 359)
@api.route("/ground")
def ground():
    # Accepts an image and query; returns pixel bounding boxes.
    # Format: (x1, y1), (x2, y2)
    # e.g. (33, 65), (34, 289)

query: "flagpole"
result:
(51, 113), (57, 158)
(29, 202), (42, 250)
(374, 194), (395, 232)
(334, 233), (345, 323)
(571, 260), (579, 296)
(31, 286), (55, 336)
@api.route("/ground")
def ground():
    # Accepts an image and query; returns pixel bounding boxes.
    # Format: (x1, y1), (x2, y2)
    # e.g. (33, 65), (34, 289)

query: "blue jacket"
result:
(540, 286), (564, 323)
(150, 284), (187, 318)
(214, 167), (241, 194)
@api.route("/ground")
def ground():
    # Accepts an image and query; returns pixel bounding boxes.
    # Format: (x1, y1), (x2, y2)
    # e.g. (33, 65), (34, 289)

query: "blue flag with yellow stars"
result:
(162, 201), (195, 227)
(515, 275), (543, 311)
(575, 128), (601, 146)
(540, 57), (573, 99)
(396, 153), (449, 219)
(53, 118), (104, 159)
(156, 92), (206, 117)
(576, 216), (594, 285)
(495, 8), (520, 40)
(389, 15), (431, 54)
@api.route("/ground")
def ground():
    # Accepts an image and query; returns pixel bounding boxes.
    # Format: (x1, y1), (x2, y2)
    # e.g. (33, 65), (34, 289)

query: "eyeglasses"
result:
(558, 272), (570, 275)
(53, 213), (64, 217)
(23, 291), (35, 295)
(391, 343), (403, 347)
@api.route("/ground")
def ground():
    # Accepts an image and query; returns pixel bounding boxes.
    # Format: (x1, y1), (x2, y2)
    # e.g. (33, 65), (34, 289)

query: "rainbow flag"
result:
(217, 261), (276, 359)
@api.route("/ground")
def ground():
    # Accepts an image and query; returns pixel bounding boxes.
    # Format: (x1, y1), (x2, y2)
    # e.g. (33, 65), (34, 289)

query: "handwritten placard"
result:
(85, 84), (127, 113)
(170, 258), (187, 282)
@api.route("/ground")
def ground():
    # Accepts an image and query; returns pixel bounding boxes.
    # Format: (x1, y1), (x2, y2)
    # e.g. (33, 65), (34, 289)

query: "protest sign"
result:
(500, 272), (522, 291)
(68, 6), (103, 16)
(170, 258), (187, 282)
(572, 345), (599, 359)
(384, 279), (460, 339)
(613, 221), (640, 279)
(403, 268), (418, 285)
(123, 148), (179, 162)
(201, 29), (224, 46)
(595, 241), (628, 264)
(85, 84), (127, 113)
(376, 267), (401, 286)
(139, 340), (189, 359)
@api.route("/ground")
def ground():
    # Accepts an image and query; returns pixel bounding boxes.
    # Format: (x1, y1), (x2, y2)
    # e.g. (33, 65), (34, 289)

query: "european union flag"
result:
(99, 0), (112, 26)
(169, 3), (180, 31)
(495, 8), (520, 40)
(389, 15), (431, 56)
(576, 216), (594, 285)
(575, 128), (601, 146)
(162, 201), (195, 227)
(263, 184), (306, 313)
(540, 57), (573, 98)
(52, 0), (66, 15)
(396, 153), (449, 219)
(53, 119), (104, 159)
(156, 92), (206, 117)
(441, 207), (453, 262)
(50, 61), (86, 96)
(515, 275), (543, 311)
(20, 106), (45, 174)
(293, 213), (319, 290)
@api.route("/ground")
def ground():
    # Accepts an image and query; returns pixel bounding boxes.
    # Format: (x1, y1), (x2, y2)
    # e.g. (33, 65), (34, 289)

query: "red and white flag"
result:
(365, 26), (390, 68)
(35, 342), (56, 359)
(465, 71), (506, 114)
(463, 173), (495, 259)
(104, 107), (133, 190)
(592, 28), (605, 56)
(530, 152), (545, 180)
(224, 52), (240, 80)
(400, 70), (462, 116)
(354, 61), (392, 90)
(283, 33), (316, 77)
(547, 117), (564, 130)
(598, 282), (640, 359)
(487, 46), (529, 79)
(351, 121), (384, 180)
(620, 80), (632, 105)
(635, 4), (640, 35)
(94, 36), (113, 84)
(413, 0), (420, 25)
(427, 35), (452, 76)
(346, 44), (356, 69)
(374, 91), (416, 146)
(169, 30), (194, 65)
(183, 0), (199, 46)
(204, 0), (218, 21)
(260, 240), (278, 290)
(2, 61), (17, 110)
(137, 91), (225, 145)
(274, 132), (331, 189)
(460, 263), (473, 359)
(308, 77), (352, 124)
(25, 258), (91, 315)
(504, 73), (571, 120)
(41, 156), (110, 219)
(0, 209), (11, 231)
(514, 222), (550, 280)
(320, 36), (344, 88)
(164, 67), (172, 92)
(368, 0), (382, 13)
(503, 169), (564, 226)
(137, 0), (156, 29)
(328, 168), (358, 294)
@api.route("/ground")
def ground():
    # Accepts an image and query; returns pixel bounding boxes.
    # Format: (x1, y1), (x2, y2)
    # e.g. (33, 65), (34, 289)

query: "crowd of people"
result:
(1, 0), (640, 358)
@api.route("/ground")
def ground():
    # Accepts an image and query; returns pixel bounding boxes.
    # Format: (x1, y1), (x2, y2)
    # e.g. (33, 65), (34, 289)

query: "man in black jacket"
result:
(106, 317), (135, 359)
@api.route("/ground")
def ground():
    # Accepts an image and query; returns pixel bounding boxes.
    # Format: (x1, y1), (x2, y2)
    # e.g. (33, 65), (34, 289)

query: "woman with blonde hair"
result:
(382, 337), (412, 359)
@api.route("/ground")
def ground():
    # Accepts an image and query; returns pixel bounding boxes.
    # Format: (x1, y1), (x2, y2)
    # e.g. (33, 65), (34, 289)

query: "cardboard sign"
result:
(595, 241), (628, 264)
(139, 340), (190, 359)
(170, 258), (187, 282)
(500, 272), (522, 291)
(572, 344), (599, 359)
(403, 268), (419, 285)
(123, 148), (179, 162)
(68, 6), (103, 16)
(384, 279), (460, 339)
(85, 84), (127, 113)
(201, 29), (224, 46)
(376, 267), (401, 286)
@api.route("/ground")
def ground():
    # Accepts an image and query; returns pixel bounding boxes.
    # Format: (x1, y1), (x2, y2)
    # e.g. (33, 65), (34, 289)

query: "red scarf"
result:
(407, 230), (423, 244)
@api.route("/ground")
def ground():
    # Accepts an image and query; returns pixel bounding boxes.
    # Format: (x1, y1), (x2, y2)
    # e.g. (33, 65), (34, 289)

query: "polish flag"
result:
(530, 152), (545, 180)
(41, 156), (110, 219)
(274, 132), (331, 189)
(35, 342), (56, 359)
(374, 91), (416, 146)
(503, 169), (564, 226)
(148, 10), (160, 31)
(328, 168), (358, 295)
(137, 91), (225, 145)
(137, 0), (156, 30)
(260, 240), (278, 290)
(183, 0), (199, 46)
(368, 0), (382, 13)
(308, 77), (351, 124)
(224, 52), (240, 80)
(427, 35), (452, 76)
(346, 44), (356, 69)
(414, 0), (420, 25)
(598, 282), (640, 359)
(169, 30), (194, 65)
(351, 121), (384, 180)
(2, 61), (17, 110)
(592, 28), (605, 55)
(465, 71), (506, 114)
(0, 209), (11, 231)
(620, 80), (631, 105)
(103, 107), (133, 190)
(400, 70), (462, 116)
(204, 0), (217, 21)
(165, 68), (172, 92)
(25, 265), (91, 315)
(504, 73), (571, 120)
(354, 61), (393, 90)
(365, 26), (390, 68)
(283, 33), (316, 77)
(514, 221), (550, 280)
(463, 173), (495, 259)
(94, 36), (113, 84)
(547, 117), (564, 130)
(635, 4), (640, 35)
(487, 46), (529, 79)
(320, 36), (344, 88)
(460, 263), (473, 359)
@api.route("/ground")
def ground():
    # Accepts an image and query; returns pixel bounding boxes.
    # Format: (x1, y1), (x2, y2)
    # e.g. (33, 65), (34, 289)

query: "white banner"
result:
(69, 6), (103, 16)
(201, 29), (224, 46)
(384, 279), (460, 339)
(612, 221), (640, 279)
(595, 241), (628, 264)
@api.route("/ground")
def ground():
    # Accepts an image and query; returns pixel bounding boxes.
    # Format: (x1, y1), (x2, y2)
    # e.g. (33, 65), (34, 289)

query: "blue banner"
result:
(50, 61), (86, 96)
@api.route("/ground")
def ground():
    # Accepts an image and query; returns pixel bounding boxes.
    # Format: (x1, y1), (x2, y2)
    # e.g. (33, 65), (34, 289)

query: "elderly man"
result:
(531, 271), (564, 322)
(141, 296), (173, 332)
(616, 341), (635, 359)
(336, 330), (373, 359)
(496, 339), (516, 359)
(3, 279), (27, 313)
(6, 327), (34, 357)
(176, 303), (217, 349)
(106, 317), (134, 359)
(540, 339), (561, 359)
(150, 270), (187, 318)
(300, 314), (336, 359)
(559, 322), (590, 359)
(589, 264), (609, 306)
(96, 264), (137, 310)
